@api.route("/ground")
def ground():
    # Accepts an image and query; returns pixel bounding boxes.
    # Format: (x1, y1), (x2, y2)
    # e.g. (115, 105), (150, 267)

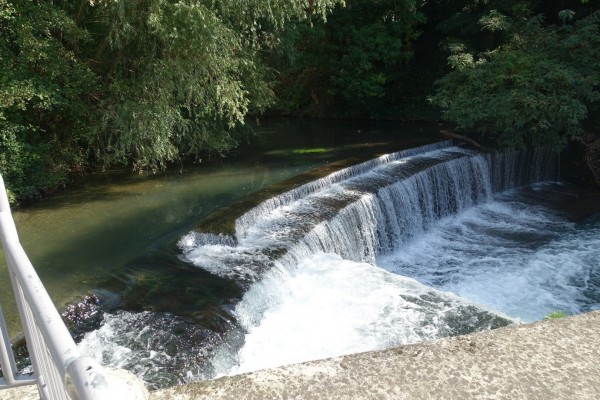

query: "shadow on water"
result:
(1, 163), (293, 333)
(107, 245), (243, 332)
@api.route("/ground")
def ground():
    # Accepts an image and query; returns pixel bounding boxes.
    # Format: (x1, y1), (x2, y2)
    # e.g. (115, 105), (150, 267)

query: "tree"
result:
(86, 0), (344, 170)
(0, 0), (342, 204)
(270, 0), (425, 118)
(431, 8), (600, 149)
(0, 0), (96, 202)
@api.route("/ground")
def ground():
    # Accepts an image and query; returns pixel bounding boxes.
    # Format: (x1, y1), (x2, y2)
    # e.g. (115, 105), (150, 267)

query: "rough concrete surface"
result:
(150, 311), (600, 400)
(0, 385), (38, 400)
(2, 311), (599, 399)
(0, 368), (148, 400)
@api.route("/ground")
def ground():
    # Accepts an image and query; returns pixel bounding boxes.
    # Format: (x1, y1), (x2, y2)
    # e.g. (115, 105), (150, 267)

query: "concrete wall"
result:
(151, 311), (600, 399)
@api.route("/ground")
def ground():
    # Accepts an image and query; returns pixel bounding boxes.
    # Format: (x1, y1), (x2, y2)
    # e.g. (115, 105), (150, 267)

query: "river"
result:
(2, 120), (599, 389)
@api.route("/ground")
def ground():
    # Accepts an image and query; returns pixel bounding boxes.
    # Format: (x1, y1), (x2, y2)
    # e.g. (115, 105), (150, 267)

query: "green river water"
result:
(0, 119), (442, 336)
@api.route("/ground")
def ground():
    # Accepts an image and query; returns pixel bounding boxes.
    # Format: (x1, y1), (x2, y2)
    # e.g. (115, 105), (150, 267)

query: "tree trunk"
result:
(578, 132), (600, 186)
(439, 130), (482, 149)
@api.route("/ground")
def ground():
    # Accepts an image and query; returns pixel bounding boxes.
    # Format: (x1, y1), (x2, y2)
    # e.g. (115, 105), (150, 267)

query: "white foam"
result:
(79, 312), (159, 382)
(218, 252), (508, 376)
(78, 311), (216, 389)
(378, 199), (600, 322)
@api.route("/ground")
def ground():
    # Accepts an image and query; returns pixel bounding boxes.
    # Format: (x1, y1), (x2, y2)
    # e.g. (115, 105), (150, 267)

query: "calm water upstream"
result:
(2, 120), (599, 390)
(0, 120), (440, 334)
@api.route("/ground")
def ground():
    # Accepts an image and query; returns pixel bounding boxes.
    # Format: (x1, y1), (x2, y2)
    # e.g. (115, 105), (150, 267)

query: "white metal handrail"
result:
(0, 175), (147, 399)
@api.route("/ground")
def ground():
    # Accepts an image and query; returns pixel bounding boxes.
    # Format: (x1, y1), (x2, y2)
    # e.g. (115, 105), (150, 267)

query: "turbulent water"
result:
(79, 142), (600, 388)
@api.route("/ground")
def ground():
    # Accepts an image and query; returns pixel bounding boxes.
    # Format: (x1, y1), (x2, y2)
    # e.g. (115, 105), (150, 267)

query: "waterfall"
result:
(81, 140), (592, 385)
(488, 147), (559, 192)
(178, 141), (560, 374)
(234, 141), (453, 240)
(180, 142), (559, 281)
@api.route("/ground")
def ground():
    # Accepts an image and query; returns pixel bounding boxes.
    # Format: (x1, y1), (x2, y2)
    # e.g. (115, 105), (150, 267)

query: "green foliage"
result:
(0, 0), (96, 202)
(479, 9), (512, 32)
(544, 310), (568, 320)
(431, 9), (600, 148)
(3, 0), (600, 204)
(271, 0), (425, 118)
(82, 0), (341, 170)
(0, 0), (342, 204)
(89, 1), (267, 169)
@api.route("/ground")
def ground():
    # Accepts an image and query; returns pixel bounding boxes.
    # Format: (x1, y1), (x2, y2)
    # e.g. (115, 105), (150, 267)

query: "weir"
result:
(63, 138), (597, 388)
(1, 139), (595, 396)
(180, 141), (558, 279)
(175, 140), (567, 378)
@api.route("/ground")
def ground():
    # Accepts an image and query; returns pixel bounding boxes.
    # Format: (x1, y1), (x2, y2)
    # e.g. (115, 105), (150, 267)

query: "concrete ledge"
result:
(150, 310), (600, 399)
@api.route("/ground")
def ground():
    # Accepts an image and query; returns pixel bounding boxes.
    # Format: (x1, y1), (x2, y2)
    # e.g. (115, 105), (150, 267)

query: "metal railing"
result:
(0, 175), (147, 399)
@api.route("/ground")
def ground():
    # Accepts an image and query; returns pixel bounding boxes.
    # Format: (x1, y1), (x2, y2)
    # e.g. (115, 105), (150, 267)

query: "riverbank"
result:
(149, 310), (600, 400)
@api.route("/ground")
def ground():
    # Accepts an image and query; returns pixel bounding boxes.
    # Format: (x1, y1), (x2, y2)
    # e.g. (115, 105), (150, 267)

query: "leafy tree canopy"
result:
(271, 0), (425, 118)
(0, 0), (342, 203)
(1, 0), (96, 202)
(3, 0), (600, 203)
(431, 3), (600, 148)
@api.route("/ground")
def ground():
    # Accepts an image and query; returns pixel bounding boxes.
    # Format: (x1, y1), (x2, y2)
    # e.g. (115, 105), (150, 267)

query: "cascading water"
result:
(79, 141), (599, 387)
(179, 143), (558, 279)
(233, 141), (453, 240)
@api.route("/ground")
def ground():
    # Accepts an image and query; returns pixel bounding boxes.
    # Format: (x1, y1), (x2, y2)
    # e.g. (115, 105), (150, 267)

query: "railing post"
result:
(0, 305), (19, 386)
(0, 174), (148, 399)
(65, 357), (148, 399)
(0, 175), (9, 214)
